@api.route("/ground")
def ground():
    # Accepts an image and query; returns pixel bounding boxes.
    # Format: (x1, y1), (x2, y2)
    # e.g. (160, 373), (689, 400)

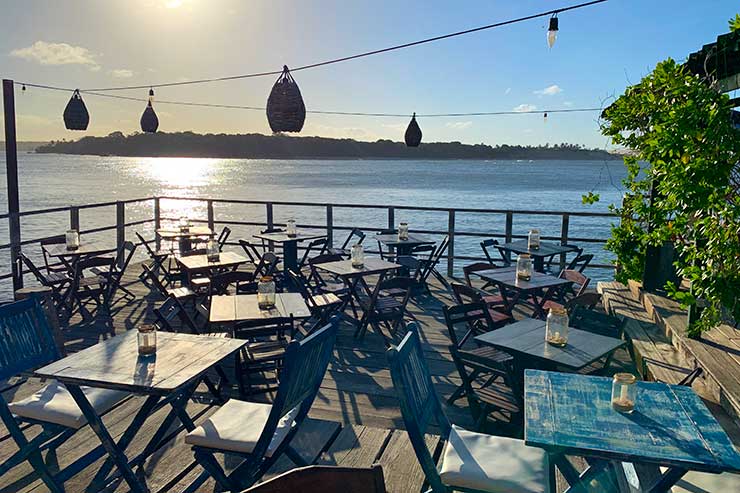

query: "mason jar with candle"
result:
(545, 306), (569, 347)
(351, 243), (365, 268)
(178, 216), (190, 232)
(516, 254), (533, 281)
(286, 219), (297, 237)
(138, 324), (157, 357)
(528, 229), (541, 250)
(611, 373), (637, 413)
(206, 239), (220, 262)
(257, 276), (276, 309)
(398, 222), (409, 241)
(65, 229), (80, 250)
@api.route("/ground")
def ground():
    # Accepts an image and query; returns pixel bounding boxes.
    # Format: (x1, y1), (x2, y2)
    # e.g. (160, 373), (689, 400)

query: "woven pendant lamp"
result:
(63, 89), (90, 131)
(405, 113), (422, 147)
(266, 65), (306, 133)
(140, 88), (159, 133)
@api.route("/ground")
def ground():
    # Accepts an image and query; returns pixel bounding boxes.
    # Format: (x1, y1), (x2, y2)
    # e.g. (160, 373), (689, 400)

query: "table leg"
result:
(355, 271), (388, 340)
(646, 467), (688, 493)
(64, 384), (148, 493)
(283, 241), (298, 274)
(534, 256), (545, 273)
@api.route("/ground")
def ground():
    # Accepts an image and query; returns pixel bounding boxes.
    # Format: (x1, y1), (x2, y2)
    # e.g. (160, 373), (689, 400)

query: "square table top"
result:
(375, 233), (435, 248)
(209, 293), (311, 324)
(35, 331), (246, 395)
(524, 370), (740, 474)
(156, 225), (214, 239)
(498, 240), (575, 259)
(45, 241), (115, 258)
(475, 318), (626, 370)
(472, 267), (573, 292)
(176, 251), (250, 271)
(315, 257), (401, 277)
(253, 231), (326, 244)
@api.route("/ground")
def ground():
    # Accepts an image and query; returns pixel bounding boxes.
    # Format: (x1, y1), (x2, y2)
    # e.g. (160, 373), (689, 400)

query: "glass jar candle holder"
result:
(206, 239), (220, 262)
(528, 229), (541, 250)
(611, 373), (637, 413)
(286, 219), (297, 237)
(351, 243), (365, 268)
(545, 306), (569, 347)
(516, 254), (533, 281)
(138, 324), (157, 357)
(65, 229), (80, 250)
(257, 276), (276, 309)
(178, 216), (190, 232)
(398, 222), (409, 241)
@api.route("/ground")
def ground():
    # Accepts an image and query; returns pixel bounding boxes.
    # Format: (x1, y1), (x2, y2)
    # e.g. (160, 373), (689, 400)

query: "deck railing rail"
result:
(0, 195), (618, 292)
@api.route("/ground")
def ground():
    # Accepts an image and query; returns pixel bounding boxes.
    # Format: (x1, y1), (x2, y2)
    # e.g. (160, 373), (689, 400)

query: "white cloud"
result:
(380, 123), (407, 132)
(446, 121), (472, 130)
(563, 101), (574, 107)
(513, 104), (537, 113)
(109, 69), (134, 78)
(10, 41), (100, 71)
(534, 84), (563, 96)
(504, 87), (512, 95)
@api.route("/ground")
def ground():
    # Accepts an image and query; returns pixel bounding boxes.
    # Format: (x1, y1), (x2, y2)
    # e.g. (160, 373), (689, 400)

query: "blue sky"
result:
(0, 0), (736, 146)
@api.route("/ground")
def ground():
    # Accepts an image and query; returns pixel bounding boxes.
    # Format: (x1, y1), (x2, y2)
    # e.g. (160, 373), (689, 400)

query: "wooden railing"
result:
(0, 195), (618, 292)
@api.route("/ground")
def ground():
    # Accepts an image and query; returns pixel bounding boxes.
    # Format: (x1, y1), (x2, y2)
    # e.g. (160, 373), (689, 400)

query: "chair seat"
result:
(326, 247), (349, 257)
(541, 300), (565, 312)
(185, 400), (297, 457)
(8, 381), (127, 430)
(167, 286), (195, 299)
(475, 383), (521, 414)
(46, 272), (71, 285)
(77, 276), (106, 288)
(439, 425), (548, 493)
(310, 293), (342, 308)
(482, 294), (505, 305)
(247, 339), (290, 362)
(461, 345), (513, 365)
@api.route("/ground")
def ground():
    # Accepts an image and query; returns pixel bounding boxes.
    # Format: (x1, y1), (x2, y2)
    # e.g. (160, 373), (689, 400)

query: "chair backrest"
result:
(210, 271), (256, 295)
(415, 236), (449, 285)
(299, 238), (328, 268)
(239, 239), (263, 263)
(249, 318), (338, 463)
(450, 282), (483, 305)
(153, 295), (200, 334)
(75, 256), (116, 281)
(0, 297), (60, 380)
(254, 252), (280, 279)
(561, 269), (591, 296)
(443, 302), (493, 348)
(20, 252), (57, 287)
(480, 238), (508, 266)
(374, 277), (415, 319)
(566, 252), (594, 273)
(217, 226), (231, 250)
(136, 232), (159, 259)
(387, 325), (450, 493)
(339, 228), (366, 250)
(141, 263), (168, 297)
(40, 234), (65, 272)
(243, 464), (386, 493)
(462, 262), (495, 286)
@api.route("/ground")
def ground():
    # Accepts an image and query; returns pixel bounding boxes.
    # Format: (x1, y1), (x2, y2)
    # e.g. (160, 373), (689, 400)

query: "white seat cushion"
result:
(8, 381), (128, 430)
(439, 425), (549, 493)
(669, 470), (740, 493)
(185, 400), (298, 457)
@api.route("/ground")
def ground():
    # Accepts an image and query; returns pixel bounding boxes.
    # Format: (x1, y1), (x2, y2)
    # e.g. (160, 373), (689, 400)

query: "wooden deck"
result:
(0, 261), (476, 493)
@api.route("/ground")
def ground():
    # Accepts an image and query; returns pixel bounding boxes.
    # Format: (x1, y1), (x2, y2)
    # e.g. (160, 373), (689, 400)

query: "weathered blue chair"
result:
(388, 324), (553, 493)
(0, 297), (127, 492)
(184, 317), (338, 492)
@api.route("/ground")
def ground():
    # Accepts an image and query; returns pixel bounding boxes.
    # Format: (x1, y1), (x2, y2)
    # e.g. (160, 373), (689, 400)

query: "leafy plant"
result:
(600, 59), (740, 336)
(730, 13), (740, 32)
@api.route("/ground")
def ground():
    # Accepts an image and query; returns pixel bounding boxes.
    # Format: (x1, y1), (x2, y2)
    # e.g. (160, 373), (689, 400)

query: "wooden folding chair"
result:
(217, 226), (232, 251)
(286, 269), (343, 325)
(19, 252), (72, 319)
(40, 235), (68, 274)
(243, 464), (386, 493)
(136, 232), (174, 287)
(298, 237), (328, 269)
(359, 276), (414, 344)
(480, 238), (510, 267)
(103, 240), (137, 303)
(327, 228), (366, 257)
(239, 238), (264, 264)
(184, 319), (338, 492)
(450, 282), (513, 327)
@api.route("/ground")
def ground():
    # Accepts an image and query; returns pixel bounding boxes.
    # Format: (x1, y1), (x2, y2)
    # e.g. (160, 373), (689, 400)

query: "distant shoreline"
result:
(32, 131), (622, 161)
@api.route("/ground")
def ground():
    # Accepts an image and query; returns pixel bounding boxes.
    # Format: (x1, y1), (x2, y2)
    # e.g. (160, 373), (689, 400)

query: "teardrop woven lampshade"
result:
(63, 90), (90, 131)
(405, 113), (422, 147)
(266, 65), (306, 133)
(140, 102), (159, 133)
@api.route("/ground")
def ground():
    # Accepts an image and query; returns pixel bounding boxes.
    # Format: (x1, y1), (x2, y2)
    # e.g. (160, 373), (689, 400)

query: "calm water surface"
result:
(0, 154), (627, 298)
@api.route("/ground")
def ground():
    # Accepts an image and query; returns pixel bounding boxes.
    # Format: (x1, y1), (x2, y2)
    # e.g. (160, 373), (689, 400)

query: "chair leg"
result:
(193, 449), (237, 492)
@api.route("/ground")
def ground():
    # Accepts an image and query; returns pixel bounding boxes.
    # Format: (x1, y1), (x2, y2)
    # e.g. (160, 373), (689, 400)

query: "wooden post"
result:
(69, 206), (80, 230)
(504, 211), (514, 263)
(560, 213), (570, 271)
(266, 203), (274, 251)
(207, 200), (215, 230)
(388, 207), (395, 230)
(153, 197), (161, 250)
(116, 201), (125, 267)
(3, 79), (22, 291)
(326, 205), (333, 247)
(447, 210), (455, 277)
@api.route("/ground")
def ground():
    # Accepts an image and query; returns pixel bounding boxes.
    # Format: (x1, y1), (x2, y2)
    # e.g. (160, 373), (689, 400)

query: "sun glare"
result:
(165, 0), (183, 9)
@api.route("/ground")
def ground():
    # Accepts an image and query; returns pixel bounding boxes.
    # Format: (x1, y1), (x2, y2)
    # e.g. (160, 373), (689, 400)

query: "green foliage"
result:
(601, 59), (740, 335)
(581, 191), (601, 204)
(730, 14), (740, 32)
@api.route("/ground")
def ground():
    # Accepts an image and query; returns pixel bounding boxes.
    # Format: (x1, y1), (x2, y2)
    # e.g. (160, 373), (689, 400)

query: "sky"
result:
(0, 0), (737, 147)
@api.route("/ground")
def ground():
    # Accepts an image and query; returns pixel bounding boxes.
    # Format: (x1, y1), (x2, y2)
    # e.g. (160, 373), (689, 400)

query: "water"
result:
(0, 154), (627, 298)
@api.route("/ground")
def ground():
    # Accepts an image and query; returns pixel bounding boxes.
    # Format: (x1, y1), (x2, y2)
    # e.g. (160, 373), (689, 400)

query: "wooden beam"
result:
(2, 79), (22, 290)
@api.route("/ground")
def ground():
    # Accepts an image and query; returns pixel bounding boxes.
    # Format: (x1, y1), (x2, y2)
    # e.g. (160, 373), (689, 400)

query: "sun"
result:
(165, 0), (183, 8)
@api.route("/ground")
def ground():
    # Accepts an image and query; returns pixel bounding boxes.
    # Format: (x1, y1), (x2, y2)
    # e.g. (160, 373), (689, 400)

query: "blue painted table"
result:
(524, 370), (740, 492)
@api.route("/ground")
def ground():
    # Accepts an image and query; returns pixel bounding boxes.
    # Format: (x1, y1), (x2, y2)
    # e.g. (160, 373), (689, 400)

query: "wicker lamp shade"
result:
(266, 65), (306, 133)
(63, 90), (89, 131)
(404, 113), (422, 147)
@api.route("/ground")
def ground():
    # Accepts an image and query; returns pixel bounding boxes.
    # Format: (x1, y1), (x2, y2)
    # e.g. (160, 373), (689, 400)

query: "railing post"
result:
(560, 213), (570, 271)
(447, 210), (455, 277)
(70, 206), (80, 231)
(388, 207), (395, 230)
(326, 205), (333, 247)
(504, 211), (513, 263)
(3, 79), (22, 290)
(153, 197), (161, 250)
(116, 201), (125, 267)
(207, 200), (215, 230)
(266, 203), (274, 251)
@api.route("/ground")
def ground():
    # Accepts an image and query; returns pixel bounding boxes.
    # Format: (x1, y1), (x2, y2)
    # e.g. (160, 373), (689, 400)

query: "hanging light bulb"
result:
(543, 112), (548, 123)
(140, 87), (159, 133)
(21, 84), (26, 92)
(547, 14), (558, 48)
(405, 113), (422, 147)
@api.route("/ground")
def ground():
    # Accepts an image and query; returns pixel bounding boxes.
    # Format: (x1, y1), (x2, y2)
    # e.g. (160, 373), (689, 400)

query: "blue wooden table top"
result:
(524, 370), (740, 474)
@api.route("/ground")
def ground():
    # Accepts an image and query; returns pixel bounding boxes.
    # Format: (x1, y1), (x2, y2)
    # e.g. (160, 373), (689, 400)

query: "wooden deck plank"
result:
(317, 425), (391, 468)
(377, 430), (439, 493)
